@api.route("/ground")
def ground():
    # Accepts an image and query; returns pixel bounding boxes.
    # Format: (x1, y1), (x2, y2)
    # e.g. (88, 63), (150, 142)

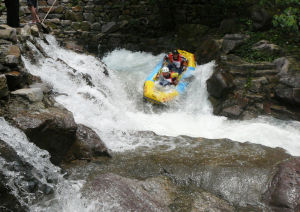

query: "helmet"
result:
(172, 49), (179, 55)
(162, 66), (169, 73)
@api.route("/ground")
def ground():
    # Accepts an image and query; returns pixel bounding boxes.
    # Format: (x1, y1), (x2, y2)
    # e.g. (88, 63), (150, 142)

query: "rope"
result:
(42, 0), (57, 24)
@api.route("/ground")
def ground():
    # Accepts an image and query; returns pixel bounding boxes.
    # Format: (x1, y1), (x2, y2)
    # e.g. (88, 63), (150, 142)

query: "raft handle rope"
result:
(42, 0), (57, 24)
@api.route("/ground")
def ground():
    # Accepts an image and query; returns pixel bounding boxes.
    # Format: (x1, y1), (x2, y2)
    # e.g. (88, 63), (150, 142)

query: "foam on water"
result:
(22, 35), (300, 156)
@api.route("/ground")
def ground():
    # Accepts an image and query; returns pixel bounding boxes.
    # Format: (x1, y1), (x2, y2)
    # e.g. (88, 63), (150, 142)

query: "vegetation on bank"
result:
(230, 0), (300, 62)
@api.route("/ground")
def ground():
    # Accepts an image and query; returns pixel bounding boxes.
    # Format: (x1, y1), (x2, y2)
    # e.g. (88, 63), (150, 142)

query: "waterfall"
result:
(21, 35), (300, 156)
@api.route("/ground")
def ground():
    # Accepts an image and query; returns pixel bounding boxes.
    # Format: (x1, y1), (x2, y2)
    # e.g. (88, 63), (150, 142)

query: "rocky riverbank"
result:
(64, 133), (300, 212)
(0, 24), (110, 211)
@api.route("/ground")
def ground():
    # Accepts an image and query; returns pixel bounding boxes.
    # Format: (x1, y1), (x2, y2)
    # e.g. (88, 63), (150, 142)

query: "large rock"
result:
(0, 25), (17, 42)
(264, 158), (300, 212)
(11, 88), (44, 102)
(250, 5), (272, 30)
(274, 57), (300, 106)
(0, 139), (53, 211)
(252, 40), (282, 55)
(67, 124), (111, 161)
(101, 22), (118, 33)
(10, 107), (77, 165)
(0, 74), (9, 98)
(80, 135), (292, 211)
(195, 38), (223, 63)
(207, 69), (234, 98)
(84, 173), (173, 211)
(222, 34), (250, 54)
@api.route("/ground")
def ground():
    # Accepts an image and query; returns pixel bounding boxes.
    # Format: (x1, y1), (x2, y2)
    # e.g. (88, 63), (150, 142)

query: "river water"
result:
(1, 34), (299, 211)
(23, 35), (300, 156)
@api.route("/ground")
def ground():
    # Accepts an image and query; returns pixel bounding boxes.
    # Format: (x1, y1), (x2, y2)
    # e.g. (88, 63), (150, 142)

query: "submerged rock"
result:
(66, 124), (111, 161)
(69, 134), (293, 211)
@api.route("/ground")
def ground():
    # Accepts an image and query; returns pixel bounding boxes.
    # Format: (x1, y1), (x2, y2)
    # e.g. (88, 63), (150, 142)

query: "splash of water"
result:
(22, 35), (300, 156)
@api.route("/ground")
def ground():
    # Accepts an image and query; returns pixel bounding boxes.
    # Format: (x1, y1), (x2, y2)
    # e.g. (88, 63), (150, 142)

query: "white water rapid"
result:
(22, 35), (300, 156)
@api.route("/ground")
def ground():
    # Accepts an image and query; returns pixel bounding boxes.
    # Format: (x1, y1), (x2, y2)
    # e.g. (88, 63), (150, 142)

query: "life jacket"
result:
(161, 71), (178, 85)
(168, 53), (182, 69)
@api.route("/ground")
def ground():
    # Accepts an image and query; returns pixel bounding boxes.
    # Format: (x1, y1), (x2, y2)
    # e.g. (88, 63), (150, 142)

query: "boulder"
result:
(5, 55), (19, 67)
(219, 18), (240, 34)
(67, 124), (111, 161)
(84, 173), (173, 211)
(195, 38), (223, 64)
(5, 71), (25, 91)
(207, 69), (234, 98)
(191, 191), (234, 212)
(30, 25), (40, 37)
(11, 107), (77, 165)
(0, 25), (17, 42)
(252, 40), (282, 55)
(264, 158), (300, 212)
(11, 88), (44, 102)
(0, 74), (9, 98)
(8, 45), (21, 58)
(222, 34), (250, 54)
(250, 5), (272, 30)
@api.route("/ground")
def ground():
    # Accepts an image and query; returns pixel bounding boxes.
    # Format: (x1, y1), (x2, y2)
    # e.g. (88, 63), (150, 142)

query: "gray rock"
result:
(101, 21), (117, 33)
(192, 191), (234, 212)
(207, 69), (234, 98)
(84, 173), (173, 212)
(66, 124), (111, 161)
(29, 82), (52, 94)
(222, 34), (250, 54)
(250, 5), (272, 30)
(263, 158), (300, 211)
(5, 55), (19, 66)
(61, 20), (72, 27)
(11, 88), (43, 102)
(222, 105), (243, 118)
(30, 25), (39, 37)
(0, 74), (8, 98)
(20, 24), (31, 37)
(0, 25), (17, 42)
(83, 13), (95, 23)
(91, 22), (101, 31)
(10, 107), (77, 165)
(252, 40), (282, 55)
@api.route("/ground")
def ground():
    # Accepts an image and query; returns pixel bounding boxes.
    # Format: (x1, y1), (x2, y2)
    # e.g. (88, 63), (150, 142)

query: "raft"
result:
(143, 50), (196, 104)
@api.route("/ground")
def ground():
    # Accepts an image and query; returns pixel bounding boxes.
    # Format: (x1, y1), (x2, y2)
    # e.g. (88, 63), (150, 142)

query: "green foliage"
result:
(71, 0), (80, 6)
(259, 0), (300, 33)
(273, 7), (300, 33)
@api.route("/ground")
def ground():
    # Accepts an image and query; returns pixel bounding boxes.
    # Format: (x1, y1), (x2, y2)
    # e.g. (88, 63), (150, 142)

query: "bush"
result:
(260, 0), (300, 33)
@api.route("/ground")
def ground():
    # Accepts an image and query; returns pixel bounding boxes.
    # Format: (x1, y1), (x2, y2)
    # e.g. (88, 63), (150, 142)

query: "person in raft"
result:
(27, 0), (40, 23)
(156, 66), (179, 86)
(164, 49), (188, 75)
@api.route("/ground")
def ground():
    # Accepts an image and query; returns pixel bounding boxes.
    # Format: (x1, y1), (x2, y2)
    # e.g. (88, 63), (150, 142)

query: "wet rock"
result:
(195, 38), (223, 64)
(274, 57), (300, 106)
(11, 88), (43, 102)
(30, 25), (40, 37)
(192, 191), (234, 212)
(5, 71), (25, 91)
(29, 82), (51, 94)
(221, 105), (243, 118)
(0, 139), (49, 211)
(10, 107), (77, 165)
(8, 45), (21, 58)
(0, 74), (9, 98)
(5, 55), (19, 67)
(207, 69), (234, 98)
(85, 173), (173, 211)
(67, 124), (111, 161)
(264, 158), (300, 212)
(0, 25), (17, 42)
(80, 136), (292, 211)
(222, 34), (250, 54)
